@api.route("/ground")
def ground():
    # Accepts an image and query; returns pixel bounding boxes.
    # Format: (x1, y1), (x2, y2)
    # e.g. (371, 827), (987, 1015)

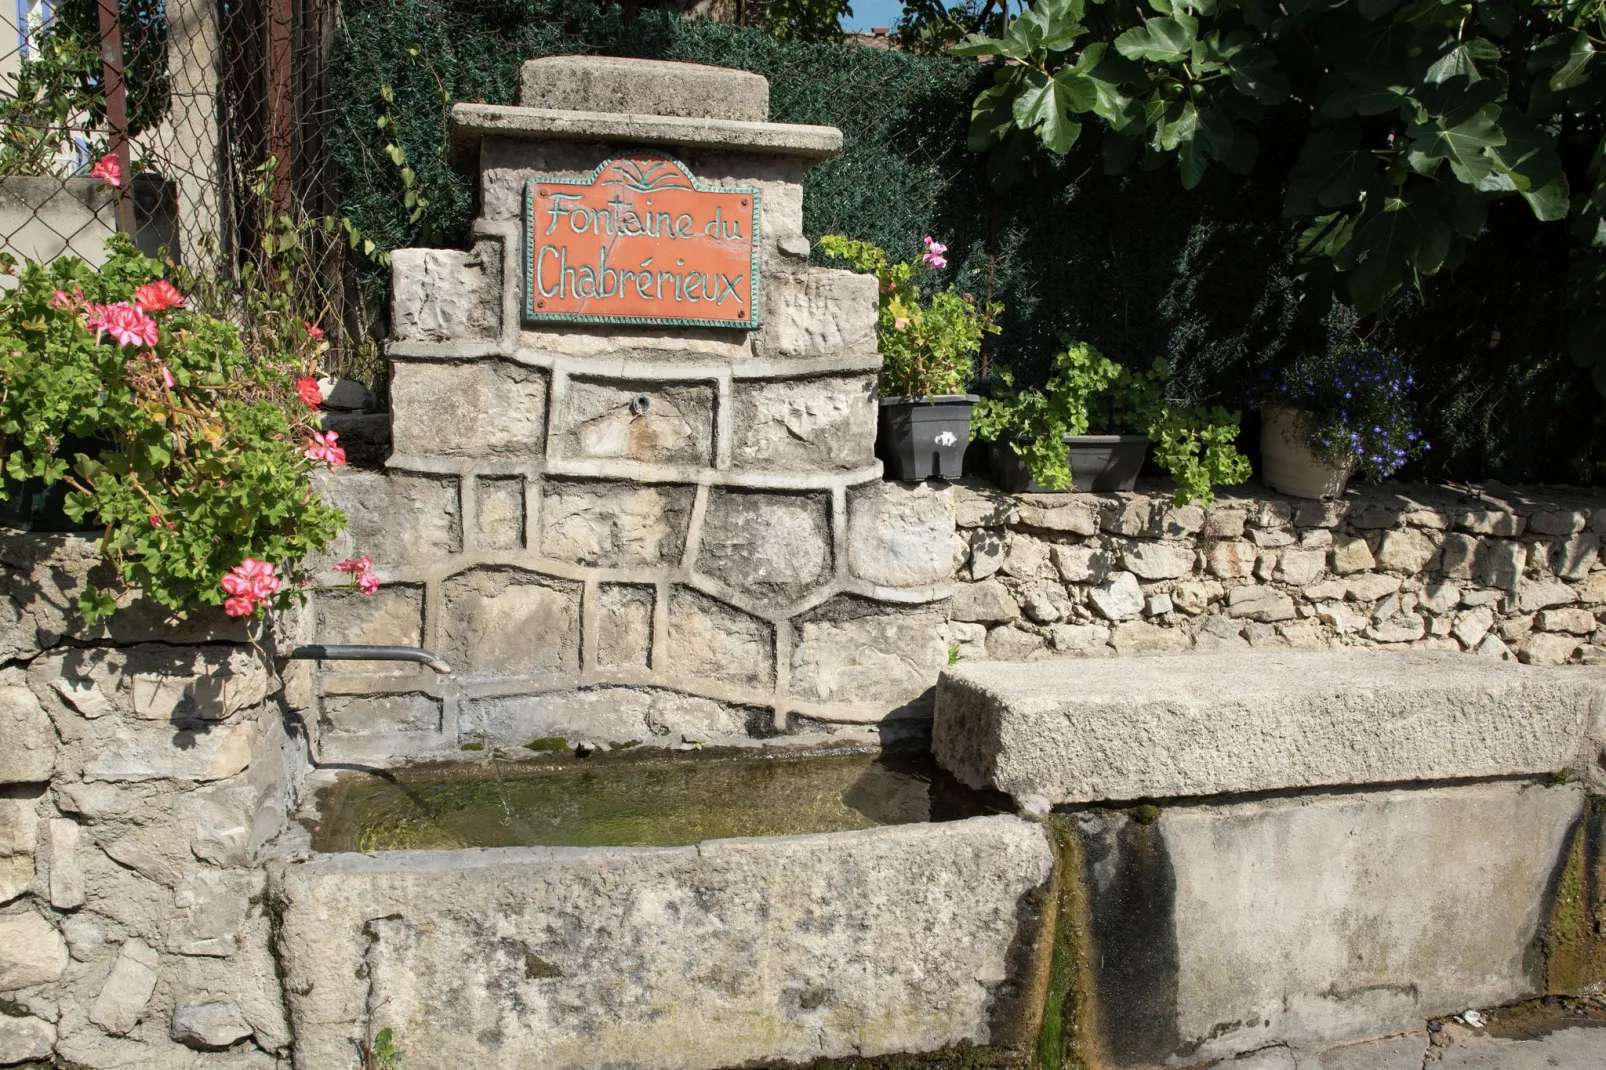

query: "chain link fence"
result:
(0, 0), (372, 376)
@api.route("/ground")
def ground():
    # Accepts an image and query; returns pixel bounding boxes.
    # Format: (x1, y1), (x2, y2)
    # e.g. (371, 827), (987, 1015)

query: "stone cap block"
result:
(517, 56), (769, 122)
(933, 650), (1606, 804)
(450, 104), (842, 172)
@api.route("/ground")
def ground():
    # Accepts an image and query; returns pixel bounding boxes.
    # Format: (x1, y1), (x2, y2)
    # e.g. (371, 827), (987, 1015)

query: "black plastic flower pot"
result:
(987, 434), (1151, 493)
(876, 395), (977, 482)
(988, 440), (1045, 493)
(1064, 434), (1150, 492)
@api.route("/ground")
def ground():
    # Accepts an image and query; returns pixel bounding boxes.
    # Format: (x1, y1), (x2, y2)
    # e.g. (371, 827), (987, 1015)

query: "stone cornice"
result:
(449, 104), (843, 172)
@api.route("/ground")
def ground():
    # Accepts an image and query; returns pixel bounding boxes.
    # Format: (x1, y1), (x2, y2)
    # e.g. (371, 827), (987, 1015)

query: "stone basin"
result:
(272, 748), (1059, 1070)
(309, 746), (1001, 851)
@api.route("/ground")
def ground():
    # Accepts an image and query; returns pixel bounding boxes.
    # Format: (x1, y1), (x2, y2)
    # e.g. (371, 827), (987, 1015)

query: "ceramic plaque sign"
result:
(523, 153), (760, 329)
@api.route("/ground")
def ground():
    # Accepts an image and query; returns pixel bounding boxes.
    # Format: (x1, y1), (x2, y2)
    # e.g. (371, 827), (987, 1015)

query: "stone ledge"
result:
(932, 650), (1605, 803)
(953, 478), (1606, 533)
(450, 104), (843, 169)
(388, 338), (885, 381)
(377, 455), (885, 491)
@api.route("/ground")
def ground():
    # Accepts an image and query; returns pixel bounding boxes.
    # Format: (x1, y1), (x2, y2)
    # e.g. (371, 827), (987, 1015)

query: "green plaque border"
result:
(522, 153), (761, 330)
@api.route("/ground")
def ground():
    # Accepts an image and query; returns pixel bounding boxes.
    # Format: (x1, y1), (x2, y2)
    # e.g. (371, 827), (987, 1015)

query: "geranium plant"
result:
(973, 339), (1251, 505)
(0, 234), (361, 623)
(1272, 346), (1426, 482)
(819, 234), (1000, 398)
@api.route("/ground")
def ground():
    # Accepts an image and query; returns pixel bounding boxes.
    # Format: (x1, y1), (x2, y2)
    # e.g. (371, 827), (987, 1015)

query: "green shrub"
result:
(819, 234), (999, 398)
(0, 236), (346, 623)
(974, 339), (1249, 504)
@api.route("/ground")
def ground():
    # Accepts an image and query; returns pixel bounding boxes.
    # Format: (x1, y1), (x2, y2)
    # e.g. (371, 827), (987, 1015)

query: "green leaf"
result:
(1550, 33), (1595, 93)
(1336, 184), (1458, 315)
(1357, 0), (1401, 18)
(1424, 41), (1499, 85)
(999, 0), (1086, 59)
(1074, 44), (1140, 129)
(1286, 123), (1373, 215)
(1405, 84), (1505, 186)
(1154, 97), (1198, 153)
(1296, 212), (1357, 260)
(1012, 69), (1088, 154)
(949, 33), (1007, 58)
(1478, 109), (1569, 221)
(1176, 117), (1209, 188)
(1222, 43), (1289, 105)
(77, 588), (117, 626)
(1319, 71), (1413, 118)
(968, 76), (1019, 151)
(1475, 0), (1515, 38)
(1115, 17), (1197, 64)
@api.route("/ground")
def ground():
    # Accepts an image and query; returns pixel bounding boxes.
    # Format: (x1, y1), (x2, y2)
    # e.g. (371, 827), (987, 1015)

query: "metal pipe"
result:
(284, 645), (453, 675)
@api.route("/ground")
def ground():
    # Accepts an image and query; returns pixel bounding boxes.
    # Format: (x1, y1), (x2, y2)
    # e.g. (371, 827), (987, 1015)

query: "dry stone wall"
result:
(0, 534), (296, 1068)
(949, 480), (1606, 667)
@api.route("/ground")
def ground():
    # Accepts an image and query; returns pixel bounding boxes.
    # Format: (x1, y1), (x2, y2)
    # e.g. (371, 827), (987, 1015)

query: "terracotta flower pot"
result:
(1260, 404), (1351, 499)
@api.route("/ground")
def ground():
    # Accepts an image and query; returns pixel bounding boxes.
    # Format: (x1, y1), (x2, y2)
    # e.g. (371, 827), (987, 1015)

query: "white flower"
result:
(934, 431), (957, 447)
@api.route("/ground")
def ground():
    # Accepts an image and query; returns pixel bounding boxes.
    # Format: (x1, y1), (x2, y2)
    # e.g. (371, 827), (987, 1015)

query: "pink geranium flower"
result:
(86, 302), (159, 347)
(304, 430), (345, 469)
(221, 559), (280, 616)
(134, 280), (184, 313)
(921, 236), (948, 270)
(51, 287), (84, 310)
(304, 321), (325, 340)
(335, 555), (381, 596)
(90, 152), (121, 188)
(296, 377), (323, 409)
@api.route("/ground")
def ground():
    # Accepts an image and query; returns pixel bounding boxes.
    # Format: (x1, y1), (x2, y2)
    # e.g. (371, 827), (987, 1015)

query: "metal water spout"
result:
(284, 644), (453, 674)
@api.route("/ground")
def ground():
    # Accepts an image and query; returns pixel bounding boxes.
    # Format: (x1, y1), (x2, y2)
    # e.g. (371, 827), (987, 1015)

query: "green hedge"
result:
(328, 0), (1605, 484)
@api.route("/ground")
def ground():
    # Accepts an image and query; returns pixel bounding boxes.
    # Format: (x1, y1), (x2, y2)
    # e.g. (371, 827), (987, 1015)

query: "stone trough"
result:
(271, 816), (1056, 1069)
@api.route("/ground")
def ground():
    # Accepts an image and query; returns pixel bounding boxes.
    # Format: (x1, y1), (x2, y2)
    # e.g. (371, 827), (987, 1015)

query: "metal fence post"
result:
(267, 0), (294, 215)
(95, 0), (132, 236)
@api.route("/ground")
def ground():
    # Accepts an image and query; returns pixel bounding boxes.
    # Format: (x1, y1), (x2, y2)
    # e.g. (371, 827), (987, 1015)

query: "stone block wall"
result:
(0, 534), (295, 1068)
(306, 123), (960, 764)
(949, 480), (1606, 666)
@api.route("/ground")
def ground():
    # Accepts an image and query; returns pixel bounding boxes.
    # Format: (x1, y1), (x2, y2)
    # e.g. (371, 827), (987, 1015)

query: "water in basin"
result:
(310, 746), (1002, 852)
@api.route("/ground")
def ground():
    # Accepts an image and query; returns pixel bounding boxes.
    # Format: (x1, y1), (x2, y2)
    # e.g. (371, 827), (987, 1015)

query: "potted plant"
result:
(0, 234), (373, 623)
(973, 339), (1252, 505)
(1262, 345), (1426, 499)
(820, 234), (1000, 480)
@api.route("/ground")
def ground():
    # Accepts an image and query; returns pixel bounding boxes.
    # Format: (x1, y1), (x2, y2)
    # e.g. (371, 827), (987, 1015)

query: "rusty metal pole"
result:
(96, 0), (133, 235)
(267, 0), (295, 216)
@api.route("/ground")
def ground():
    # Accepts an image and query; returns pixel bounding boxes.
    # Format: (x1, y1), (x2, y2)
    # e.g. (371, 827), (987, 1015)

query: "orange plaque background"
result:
(523, 154), (760, 329)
